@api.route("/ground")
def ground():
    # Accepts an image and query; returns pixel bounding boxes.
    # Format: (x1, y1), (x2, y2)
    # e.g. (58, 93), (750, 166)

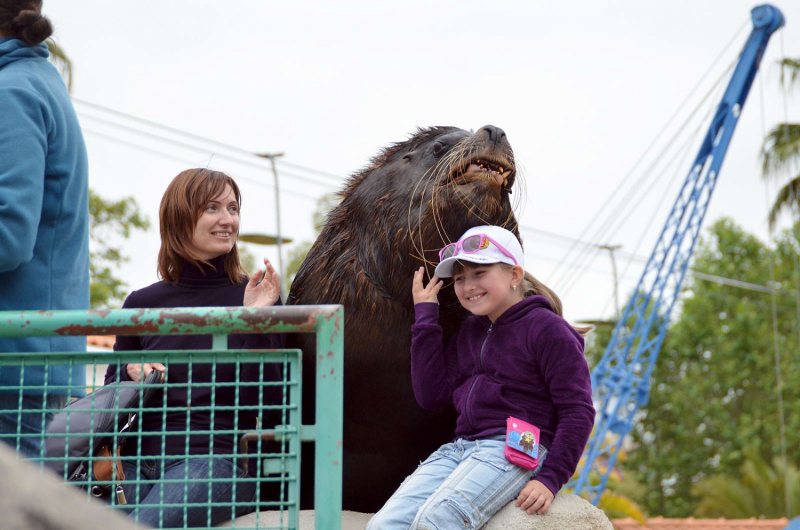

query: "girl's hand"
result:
(244, 258), (281, 307)
(516, 479), (554, 515)
(412, 267), (442, 304)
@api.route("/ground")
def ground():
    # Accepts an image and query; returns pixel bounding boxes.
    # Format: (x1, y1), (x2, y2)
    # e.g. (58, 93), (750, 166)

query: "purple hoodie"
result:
(411, 295), (595, 495)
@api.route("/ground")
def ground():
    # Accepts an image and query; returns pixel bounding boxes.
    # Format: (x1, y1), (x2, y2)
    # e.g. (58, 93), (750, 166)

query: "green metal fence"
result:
(0, 305), (343, 530)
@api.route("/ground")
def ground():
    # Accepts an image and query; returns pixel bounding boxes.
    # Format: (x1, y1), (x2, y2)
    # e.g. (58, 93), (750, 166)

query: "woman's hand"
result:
(126, 362), (165, 383)
(516, 479), (554, 515)
(244, 257), (281, 307)
(412, 267), (442, 305)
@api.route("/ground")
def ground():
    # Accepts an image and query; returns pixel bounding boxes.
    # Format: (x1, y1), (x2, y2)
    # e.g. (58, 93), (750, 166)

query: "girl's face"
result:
(453, 263), (524, 322)
(189, 184), (240, 260)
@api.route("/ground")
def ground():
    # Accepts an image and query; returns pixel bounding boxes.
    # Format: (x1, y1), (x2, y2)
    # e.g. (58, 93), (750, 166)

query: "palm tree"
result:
(762, 58), (800, 227)
(46, 40), (72, 92)
(691, 449), (800, 519)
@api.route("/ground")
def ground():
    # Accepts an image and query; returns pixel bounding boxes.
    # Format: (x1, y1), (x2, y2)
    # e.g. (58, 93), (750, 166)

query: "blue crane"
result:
(571, 4), (785, 504)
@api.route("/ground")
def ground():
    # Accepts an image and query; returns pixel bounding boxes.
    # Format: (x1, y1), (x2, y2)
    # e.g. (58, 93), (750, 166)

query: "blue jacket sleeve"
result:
(410, 302), (460, 410)
(0, 86), (50, 272)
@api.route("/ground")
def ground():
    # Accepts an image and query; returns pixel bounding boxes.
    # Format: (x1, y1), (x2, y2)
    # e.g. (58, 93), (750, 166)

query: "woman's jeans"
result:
(367, 437), (548, 530)
(120, 457), (256, 528)
(0, 393), (67, 458)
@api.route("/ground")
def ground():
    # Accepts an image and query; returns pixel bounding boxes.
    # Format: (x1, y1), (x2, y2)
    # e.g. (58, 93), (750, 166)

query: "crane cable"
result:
(546, 19), (750, 292)
(562, 71), (733, 305)
(758, 31), (790, 519)
(552, 56), (740, 297)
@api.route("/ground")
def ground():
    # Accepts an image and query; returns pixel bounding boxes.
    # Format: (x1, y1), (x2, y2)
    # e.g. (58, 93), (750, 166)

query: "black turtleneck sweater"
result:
(103, 255), (285, 458)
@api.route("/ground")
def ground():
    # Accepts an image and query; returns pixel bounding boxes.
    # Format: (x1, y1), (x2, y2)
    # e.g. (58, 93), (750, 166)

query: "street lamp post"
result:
(256, 152), (285, 296)
(598, 244), (622, 322)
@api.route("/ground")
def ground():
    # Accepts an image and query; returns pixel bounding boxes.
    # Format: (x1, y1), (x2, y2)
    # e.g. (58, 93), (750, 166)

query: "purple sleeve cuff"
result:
(413, 302), (439, 323)
(534, 471), (559, 497)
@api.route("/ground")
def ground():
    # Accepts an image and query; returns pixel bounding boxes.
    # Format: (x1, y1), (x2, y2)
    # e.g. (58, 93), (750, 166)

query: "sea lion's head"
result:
(290, 125), (522, 314)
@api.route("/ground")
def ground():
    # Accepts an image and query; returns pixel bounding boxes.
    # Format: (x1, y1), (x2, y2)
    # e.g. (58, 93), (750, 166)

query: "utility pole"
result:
(598, 244), (622, 322)
(256, 152), (285, 297)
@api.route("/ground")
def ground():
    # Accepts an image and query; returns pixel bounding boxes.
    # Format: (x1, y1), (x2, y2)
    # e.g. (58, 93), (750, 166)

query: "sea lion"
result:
(287, 125), (521, 512)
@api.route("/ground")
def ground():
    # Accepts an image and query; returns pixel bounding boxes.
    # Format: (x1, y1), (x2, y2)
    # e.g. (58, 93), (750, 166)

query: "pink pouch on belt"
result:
(505, 416), (540, 471)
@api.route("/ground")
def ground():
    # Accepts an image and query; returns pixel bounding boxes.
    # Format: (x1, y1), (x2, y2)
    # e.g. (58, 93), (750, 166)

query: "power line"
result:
(77, 111), (341, 191)
(81, 127), (326, 203)
(547, 21), (748, 291)
(72, 97), (349, 184)
(519, 224), (787, 295)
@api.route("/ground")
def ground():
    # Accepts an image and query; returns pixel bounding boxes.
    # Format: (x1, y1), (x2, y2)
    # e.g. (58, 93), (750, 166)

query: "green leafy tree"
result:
(46, 40), (72, 92)
(624, 218), (800, 517)
(692, 449), (800, 518)
(762, 57), (800, 226)
(89, 190), (150, 308)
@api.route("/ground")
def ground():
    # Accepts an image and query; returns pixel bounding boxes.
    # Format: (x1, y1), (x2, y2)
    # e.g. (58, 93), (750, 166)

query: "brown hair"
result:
(157, 168), (247, 284)
(0, 1), (53, 46)
(452, 261), (591, 336)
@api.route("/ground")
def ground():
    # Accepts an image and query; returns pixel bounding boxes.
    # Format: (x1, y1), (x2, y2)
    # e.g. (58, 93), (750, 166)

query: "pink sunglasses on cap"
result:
(438, 234), (518, 264)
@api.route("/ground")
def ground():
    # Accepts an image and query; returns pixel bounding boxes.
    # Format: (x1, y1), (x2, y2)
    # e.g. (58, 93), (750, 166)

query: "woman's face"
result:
(189, 184), (240, 260)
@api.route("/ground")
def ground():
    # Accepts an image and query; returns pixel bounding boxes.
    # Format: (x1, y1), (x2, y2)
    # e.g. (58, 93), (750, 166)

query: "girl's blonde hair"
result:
(452, 260), (591, 336)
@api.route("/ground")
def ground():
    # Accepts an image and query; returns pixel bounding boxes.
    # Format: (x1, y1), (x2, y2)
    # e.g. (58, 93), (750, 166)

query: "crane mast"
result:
(571, 4), (785, 503)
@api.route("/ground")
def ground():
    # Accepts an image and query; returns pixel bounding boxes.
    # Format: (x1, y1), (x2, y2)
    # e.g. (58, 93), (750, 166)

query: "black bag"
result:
(45, 369), (163, 500)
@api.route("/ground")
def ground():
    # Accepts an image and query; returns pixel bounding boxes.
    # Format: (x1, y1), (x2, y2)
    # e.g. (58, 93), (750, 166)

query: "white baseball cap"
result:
(434, 225), (524, 278)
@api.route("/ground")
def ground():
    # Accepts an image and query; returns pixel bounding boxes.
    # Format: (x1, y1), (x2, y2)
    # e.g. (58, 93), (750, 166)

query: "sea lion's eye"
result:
(402, 153), (413, 162)
(433, 142), (444, 155)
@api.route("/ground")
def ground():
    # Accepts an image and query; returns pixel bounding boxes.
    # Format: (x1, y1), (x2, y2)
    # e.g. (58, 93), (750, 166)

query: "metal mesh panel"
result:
(0, 306), (343, 530)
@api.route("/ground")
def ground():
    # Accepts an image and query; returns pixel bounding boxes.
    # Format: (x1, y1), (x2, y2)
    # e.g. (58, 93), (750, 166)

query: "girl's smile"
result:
(454, 263), (523, 322)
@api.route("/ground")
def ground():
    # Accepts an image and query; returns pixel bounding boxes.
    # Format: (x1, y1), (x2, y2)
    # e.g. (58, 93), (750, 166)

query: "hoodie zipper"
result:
(465, 323), (493, 430)
(479, 323), (493, 372)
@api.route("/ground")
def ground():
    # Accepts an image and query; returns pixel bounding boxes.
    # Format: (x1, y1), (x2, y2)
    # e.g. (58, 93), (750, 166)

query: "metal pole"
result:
(599, 244), (622, 322)
(257, 152), (286, 297)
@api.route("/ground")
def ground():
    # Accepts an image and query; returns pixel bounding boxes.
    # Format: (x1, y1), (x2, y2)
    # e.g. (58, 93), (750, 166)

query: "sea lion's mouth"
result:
(449, 157), (514, 188)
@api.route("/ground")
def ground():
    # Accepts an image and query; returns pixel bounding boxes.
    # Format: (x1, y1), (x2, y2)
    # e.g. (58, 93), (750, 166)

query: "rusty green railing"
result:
(0, 305), (343, 530)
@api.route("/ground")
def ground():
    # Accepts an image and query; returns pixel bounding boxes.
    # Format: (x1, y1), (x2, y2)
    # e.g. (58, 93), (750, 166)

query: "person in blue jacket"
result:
(0, 1), (89, 458)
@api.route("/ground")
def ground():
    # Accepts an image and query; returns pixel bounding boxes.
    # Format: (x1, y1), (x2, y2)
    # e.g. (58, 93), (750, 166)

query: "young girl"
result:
(367, 225), (594, 530)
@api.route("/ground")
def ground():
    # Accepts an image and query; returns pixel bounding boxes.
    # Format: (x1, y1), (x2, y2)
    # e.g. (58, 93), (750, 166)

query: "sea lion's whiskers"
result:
(411, 146), (463, 269)
(408, 163), (448, 275)
(448, 144), (495, 223)
(430, 145), (469, 244)
(407, 165), (436, 258)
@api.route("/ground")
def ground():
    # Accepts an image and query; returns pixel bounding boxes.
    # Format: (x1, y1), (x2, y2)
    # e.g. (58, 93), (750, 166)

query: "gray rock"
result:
(0, 442), (143, 530)
(222, 494), (612, 529)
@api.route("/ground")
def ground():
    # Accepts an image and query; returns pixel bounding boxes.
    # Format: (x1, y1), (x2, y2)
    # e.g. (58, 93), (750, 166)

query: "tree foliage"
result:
(284, 193), (339, 288)
(762, 57), (800, 227)
(89, 190), (150, 308)
(618, 218), (800, 517)
(692, 449), (800, 519)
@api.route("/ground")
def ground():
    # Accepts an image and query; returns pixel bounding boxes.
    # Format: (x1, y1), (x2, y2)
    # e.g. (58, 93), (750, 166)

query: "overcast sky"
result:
(43, 0), (800, 322)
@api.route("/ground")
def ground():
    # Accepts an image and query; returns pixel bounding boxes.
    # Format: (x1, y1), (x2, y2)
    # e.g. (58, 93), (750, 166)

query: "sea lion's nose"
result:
(478, 125), (507, 145)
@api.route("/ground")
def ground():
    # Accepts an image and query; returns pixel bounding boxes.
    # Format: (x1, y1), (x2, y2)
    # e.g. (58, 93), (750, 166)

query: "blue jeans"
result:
(0, 393), (68, 458)
(367, 437), (548, 530)
(119, 457), (257, 528)
(366, 436), (547, 530)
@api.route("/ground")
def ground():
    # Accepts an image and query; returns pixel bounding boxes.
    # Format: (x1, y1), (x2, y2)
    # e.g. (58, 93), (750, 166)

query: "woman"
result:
(0, 0), (89, 458)
(104, 168), (284, 528)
